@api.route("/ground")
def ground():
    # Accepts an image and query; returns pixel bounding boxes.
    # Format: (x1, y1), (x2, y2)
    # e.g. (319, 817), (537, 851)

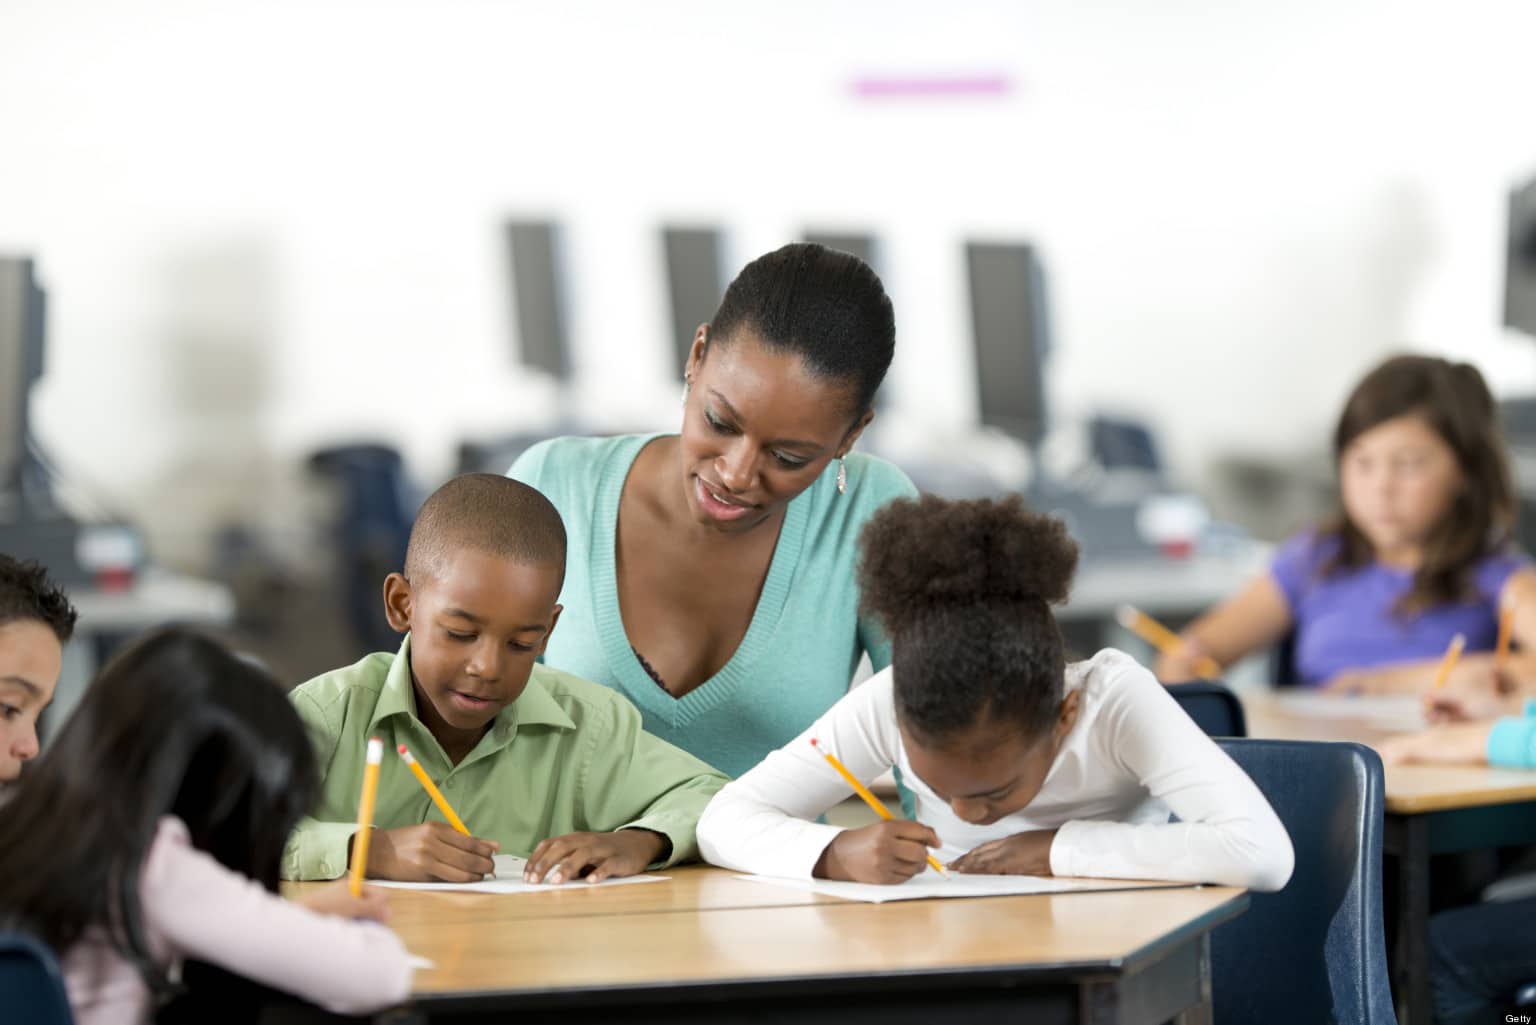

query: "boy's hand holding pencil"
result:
(359, 743), (499, 883)
(364, 822), (499, 883)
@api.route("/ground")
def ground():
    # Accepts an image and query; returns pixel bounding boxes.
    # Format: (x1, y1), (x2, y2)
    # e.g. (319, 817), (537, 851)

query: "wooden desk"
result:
(293, 868), (1247, 1025)
(1244, 693), (1536, 1024)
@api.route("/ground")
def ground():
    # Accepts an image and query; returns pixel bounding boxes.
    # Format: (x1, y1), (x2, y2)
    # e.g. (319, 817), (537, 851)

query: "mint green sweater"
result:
(510, 433), (918, 777)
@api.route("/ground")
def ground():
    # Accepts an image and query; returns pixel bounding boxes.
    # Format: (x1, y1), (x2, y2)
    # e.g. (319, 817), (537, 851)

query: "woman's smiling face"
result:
(678, 326), (869, 534)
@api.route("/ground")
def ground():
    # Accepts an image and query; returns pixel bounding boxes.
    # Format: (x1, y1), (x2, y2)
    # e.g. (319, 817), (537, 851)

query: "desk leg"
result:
(1080, 931), (1212, 1025)
(1172, 933), (1213, 1025)
(1392, 815), (1432, 1025)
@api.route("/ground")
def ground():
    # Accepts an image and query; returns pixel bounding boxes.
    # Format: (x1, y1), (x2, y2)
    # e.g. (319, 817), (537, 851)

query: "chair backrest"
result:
(0, 931), (75, 1025)
(1271, 629), (1299, 686)
(308, 444), (416, 654)
(1211, 739), (1396, 1025)
(1165, 681), (1248, 737)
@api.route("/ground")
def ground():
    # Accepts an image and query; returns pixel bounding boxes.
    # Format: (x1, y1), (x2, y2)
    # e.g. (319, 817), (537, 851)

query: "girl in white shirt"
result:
(0, 627), (413, 1025)
(697, 494), (1295, 890)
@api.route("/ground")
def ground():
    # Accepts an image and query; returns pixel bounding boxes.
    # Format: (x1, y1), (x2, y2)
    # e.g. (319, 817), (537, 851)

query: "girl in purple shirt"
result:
(1157, 354), (1536, 693)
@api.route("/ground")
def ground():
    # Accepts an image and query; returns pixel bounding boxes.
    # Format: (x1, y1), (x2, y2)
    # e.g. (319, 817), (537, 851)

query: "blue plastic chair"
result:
(308, 444), (417, 655)
(1210, 739), (1397, 1025)
(0, 931), (74, 1025)
(1165, 680), (1248, 737)
(1271, 629), (1300, 686)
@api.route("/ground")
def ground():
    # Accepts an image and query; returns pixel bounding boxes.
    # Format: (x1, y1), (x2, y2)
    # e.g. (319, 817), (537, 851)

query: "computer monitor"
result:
(0, 257), (46, 509)
(505, 221), (571, 380)
(661, 227), (726, 380)
(966, 242), (1052, 449)
(802, 232), (878, 272)
(1505, 174), (1536, 338)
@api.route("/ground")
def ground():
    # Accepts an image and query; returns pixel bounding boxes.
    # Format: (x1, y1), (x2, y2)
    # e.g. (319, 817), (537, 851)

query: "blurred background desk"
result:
(43, 569), (236, 741)
(1244, 692), (1536, 1024)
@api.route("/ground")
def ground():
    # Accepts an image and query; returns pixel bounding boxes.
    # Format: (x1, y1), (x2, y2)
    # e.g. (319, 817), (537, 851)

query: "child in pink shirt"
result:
(0, 627), (414, 1024)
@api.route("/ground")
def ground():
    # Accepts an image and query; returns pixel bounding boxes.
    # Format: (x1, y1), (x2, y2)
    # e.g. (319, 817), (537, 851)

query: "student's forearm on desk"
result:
(280, 819), (358, 881)
(1488, 706), (1536, 769)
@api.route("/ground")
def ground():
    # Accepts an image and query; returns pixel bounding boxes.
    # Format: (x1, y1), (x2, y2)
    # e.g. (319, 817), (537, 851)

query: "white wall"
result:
(3, 0), (1535, 567)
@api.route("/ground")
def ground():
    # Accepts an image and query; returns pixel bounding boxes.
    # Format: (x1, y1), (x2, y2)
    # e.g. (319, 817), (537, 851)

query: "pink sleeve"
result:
(141, 819), (413, 1015)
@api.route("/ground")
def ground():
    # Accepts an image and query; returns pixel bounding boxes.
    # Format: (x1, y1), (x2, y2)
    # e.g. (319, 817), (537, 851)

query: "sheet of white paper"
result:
(736, 869), (1191, 904)
(375, 854), (669, 894)
(1274, 693), (1426, 729)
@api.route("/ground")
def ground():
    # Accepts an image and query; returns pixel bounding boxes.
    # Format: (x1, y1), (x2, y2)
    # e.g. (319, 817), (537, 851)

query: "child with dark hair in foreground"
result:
(0, 628), (411, 1025)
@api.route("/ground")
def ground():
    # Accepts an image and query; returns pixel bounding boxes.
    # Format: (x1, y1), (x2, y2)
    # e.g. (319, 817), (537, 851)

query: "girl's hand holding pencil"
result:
(298, 878), (393, 923)
(1119, 605), (1222, 681)
(816, 819), (944, 885)
(809, 737), (948, 884)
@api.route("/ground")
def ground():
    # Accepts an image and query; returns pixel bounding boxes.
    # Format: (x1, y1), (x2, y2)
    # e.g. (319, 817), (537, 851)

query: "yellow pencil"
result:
(397, 744), (471, 836)
(1496, 602), (1516, 673)
(349, 736), (384, 897)
(1431, 633), (1467, 692)
(810, 738), (948, 878)
(1115, 604), (1223, 680)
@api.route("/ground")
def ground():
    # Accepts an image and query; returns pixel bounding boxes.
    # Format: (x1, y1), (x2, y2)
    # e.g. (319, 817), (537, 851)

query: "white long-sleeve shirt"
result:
(698, 649), (1294, 892)
(62, 817), (414, 1025)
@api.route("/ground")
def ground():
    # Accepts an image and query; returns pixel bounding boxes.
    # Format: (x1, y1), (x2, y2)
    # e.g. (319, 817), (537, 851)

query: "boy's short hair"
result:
(404, 474), (567, 588)
(0, 555), (78, 643)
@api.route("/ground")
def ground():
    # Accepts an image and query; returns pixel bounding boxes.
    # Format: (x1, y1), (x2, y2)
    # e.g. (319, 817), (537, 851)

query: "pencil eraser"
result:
(398, 744), (409, 755)
(809, 737), (821, 749)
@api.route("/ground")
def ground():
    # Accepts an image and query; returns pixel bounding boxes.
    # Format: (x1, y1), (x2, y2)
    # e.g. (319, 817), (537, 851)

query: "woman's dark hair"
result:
(1323, 354), (1514, 614)
(859, 494), (1080, 747)
(706, 242), (895, 418)
(0, 627), (317, 994)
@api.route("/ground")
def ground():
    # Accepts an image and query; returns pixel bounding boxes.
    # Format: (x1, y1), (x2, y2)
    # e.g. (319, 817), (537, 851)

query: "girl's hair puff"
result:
(859, 494), (1079, 745)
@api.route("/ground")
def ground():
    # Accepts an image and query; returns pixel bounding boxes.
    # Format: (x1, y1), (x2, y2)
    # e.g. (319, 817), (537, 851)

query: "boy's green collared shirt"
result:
(282, 636), (729, 881)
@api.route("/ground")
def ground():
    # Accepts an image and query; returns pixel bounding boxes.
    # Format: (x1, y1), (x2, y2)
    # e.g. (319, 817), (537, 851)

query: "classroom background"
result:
(4, 0), (1536, 688)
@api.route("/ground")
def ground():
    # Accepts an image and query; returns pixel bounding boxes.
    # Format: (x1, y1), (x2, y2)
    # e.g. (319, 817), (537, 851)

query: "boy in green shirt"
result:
(282, 474), (728, 884)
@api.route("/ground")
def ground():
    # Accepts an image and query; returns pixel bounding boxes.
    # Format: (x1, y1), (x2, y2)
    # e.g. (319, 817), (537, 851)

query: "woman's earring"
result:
(680, 377), (691, 407)
(836, 458), (847, 495)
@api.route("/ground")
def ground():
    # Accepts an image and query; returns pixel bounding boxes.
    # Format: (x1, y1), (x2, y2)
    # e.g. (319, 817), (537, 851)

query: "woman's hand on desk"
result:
(524, 828), (667, 884)
(363, 822), (499, 882)
(297, 879), (393, 923)
(815, 821), (940, 885)
(1379, 723), (1494, 767)
(948, 829), (1059, 877)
